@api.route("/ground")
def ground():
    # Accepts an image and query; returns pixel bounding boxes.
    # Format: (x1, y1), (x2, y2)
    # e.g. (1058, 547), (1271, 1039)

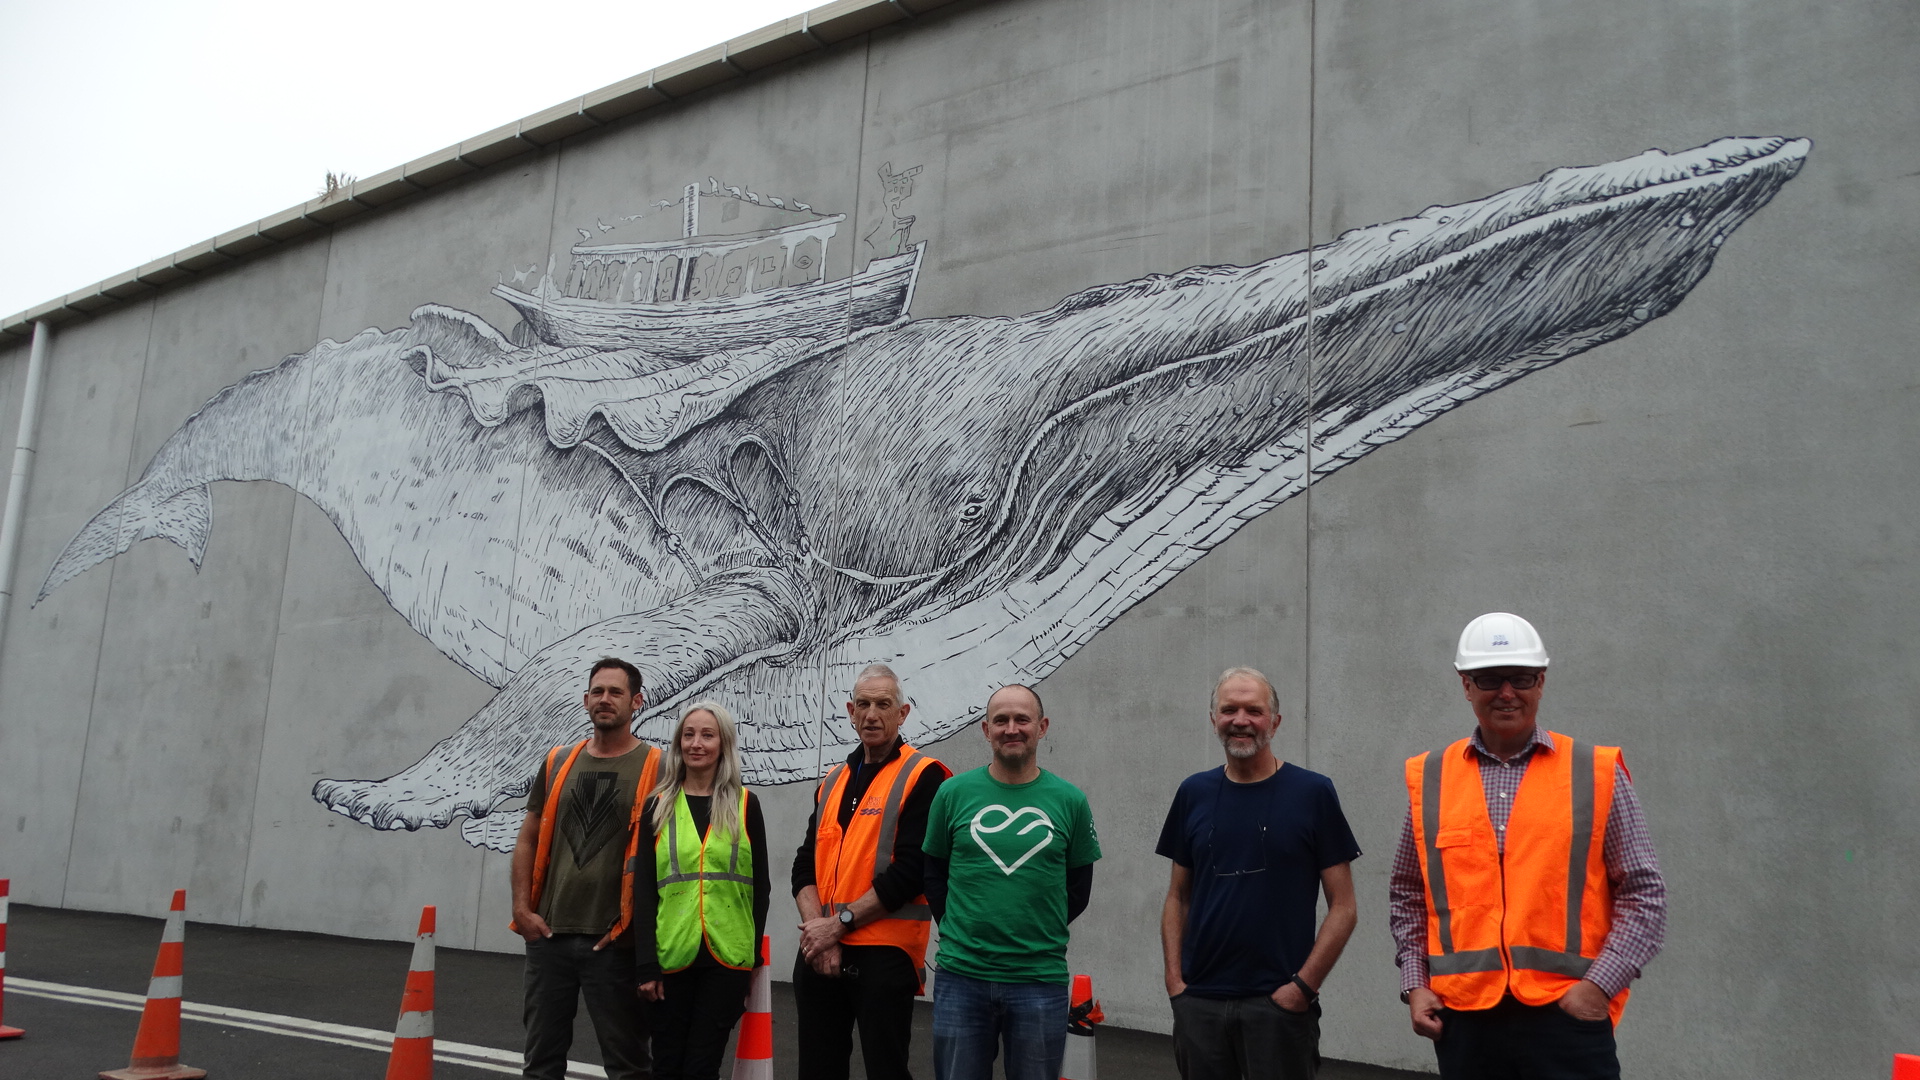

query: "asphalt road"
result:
(0, 904), (1423, 1079)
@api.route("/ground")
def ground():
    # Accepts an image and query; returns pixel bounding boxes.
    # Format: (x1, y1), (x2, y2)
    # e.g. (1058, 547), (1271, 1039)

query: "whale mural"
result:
(37, 135), (1807, 851)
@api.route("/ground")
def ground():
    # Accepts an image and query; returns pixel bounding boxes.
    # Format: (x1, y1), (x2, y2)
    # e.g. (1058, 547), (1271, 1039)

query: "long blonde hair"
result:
(649, 699), (745, 838)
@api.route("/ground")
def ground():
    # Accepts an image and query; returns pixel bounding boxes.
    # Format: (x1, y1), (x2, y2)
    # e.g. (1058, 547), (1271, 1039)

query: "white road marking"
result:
(8, 976), (607, 1078)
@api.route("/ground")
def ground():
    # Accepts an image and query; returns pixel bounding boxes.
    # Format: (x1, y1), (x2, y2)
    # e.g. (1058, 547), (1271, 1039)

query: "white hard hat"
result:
(1454, 612), (1550, 671)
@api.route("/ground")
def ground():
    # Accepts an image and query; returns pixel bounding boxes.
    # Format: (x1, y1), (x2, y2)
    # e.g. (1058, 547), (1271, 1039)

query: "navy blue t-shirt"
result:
(1155, 763), (1361, 999)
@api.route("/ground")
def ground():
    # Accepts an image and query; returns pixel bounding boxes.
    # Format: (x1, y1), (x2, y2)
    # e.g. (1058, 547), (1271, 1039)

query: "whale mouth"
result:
(1305, 135), (1809, 310)
(883, 136), (1811, 620)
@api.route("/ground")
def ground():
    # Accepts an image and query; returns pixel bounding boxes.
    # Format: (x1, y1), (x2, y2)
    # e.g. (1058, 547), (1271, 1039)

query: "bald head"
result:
(987, 683), (1044, 719)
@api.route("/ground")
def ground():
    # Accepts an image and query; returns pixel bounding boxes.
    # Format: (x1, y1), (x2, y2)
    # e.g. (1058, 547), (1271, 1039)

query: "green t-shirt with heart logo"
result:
(923, 766), (1101, 984)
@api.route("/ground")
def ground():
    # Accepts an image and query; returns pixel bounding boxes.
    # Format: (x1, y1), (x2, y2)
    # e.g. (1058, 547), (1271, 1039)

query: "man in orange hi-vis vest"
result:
(1389, 613), (1667, 1079)
(792, 663), (952, 1080)
(510, 656), (663, 1080)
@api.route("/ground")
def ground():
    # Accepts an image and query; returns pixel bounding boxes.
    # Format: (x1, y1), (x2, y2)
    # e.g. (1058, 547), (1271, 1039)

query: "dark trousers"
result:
(793, 943), (921, 1080)
(523, 934), (653, 1080)
(1435, 999), (1619, 1080)
(1170, 993), (1321, 1080)
(652, 964), (753, 1080)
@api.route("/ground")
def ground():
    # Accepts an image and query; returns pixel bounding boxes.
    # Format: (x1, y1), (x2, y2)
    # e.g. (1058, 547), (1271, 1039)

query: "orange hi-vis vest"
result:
(1405, 731), (1632, 1026)
(510, 739), (662, 939)
(812, 744), (948, 985)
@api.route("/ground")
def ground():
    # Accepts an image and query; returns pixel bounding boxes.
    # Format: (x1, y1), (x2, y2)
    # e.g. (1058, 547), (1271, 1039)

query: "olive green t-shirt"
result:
(923, 766), (1101, 984)
(528, 743), (654, 935)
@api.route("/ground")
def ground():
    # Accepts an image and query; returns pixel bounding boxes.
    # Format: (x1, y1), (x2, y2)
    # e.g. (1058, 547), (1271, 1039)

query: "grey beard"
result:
(1220, 730), (1270, 759)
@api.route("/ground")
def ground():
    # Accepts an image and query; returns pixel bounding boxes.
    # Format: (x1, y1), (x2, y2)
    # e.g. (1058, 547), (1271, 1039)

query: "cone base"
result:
(1061, 1032), (1097, 1080)
(0, 1024), (24, 1039)
(730, 1060), (773, 1080)
(100, 1064), (208, 1080)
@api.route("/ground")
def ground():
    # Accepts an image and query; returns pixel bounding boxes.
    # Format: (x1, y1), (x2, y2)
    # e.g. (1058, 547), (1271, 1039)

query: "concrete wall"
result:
(1, 0), (1914, 1075)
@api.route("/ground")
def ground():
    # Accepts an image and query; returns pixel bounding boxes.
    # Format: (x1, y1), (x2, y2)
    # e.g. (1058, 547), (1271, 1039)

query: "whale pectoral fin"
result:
(460, 808), (526, 852)
(311, 565), (806, 834)
(37, 481), (212, 602)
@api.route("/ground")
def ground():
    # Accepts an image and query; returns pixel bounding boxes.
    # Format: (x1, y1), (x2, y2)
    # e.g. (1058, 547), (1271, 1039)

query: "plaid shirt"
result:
(1387, 726), (1667, 998)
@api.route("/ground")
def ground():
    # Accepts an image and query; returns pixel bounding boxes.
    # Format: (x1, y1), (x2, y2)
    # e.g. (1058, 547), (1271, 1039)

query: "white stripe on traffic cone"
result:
(730, 934), (772, 1080)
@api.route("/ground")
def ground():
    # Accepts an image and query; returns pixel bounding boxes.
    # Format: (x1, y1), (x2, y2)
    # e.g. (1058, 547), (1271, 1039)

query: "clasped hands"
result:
(798, 913), (847, 977)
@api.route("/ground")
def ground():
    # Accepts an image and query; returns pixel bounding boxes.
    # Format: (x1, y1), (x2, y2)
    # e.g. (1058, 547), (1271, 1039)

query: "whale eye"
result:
(958, 493), (990, 524)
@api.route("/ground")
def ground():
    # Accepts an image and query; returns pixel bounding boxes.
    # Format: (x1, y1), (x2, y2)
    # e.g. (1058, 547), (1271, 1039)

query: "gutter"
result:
(0, 321), (53, 655)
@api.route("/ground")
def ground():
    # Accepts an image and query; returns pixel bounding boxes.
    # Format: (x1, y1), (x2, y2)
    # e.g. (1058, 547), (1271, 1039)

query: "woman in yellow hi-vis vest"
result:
(632, 699), (769, 1080)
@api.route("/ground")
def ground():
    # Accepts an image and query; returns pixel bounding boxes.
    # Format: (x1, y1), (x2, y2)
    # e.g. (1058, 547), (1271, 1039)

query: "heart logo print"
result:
(969, 804), (1055, 875)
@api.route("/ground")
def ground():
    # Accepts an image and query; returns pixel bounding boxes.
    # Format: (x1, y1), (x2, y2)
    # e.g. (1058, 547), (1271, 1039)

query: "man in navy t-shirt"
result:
(1156, 667), (1361, 1080)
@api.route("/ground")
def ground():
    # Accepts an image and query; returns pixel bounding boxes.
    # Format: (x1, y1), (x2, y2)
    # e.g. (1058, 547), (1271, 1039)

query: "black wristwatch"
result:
(838, 908), (856, 929)
(1291, 975), (1319, 1003)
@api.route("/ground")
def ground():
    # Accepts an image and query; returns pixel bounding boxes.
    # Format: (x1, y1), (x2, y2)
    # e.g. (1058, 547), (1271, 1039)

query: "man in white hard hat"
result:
(1387, 613), (1667, 1080)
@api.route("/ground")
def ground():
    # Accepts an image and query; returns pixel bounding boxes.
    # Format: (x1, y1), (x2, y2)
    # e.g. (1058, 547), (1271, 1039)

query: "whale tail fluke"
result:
(37, 481), (212, 602)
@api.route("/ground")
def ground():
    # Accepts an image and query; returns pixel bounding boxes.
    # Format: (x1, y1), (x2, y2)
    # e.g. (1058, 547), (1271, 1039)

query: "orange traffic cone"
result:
(385, 906), (437, 1080)
(1893, 1053), (1920, 1080)
(100, 889), (205, 1080)
(1061, 973), (1102, 1080)
(0, 878), (23, 1039)
(730, 934), (772, 1080)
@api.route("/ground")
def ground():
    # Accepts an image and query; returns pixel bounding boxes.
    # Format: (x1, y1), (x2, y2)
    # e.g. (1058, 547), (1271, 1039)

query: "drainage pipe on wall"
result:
(0, 320), (54, 659)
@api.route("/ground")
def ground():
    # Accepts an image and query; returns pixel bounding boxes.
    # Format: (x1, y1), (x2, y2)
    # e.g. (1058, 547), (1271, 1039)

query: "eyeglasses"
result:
(1466, 671), (1542, 691)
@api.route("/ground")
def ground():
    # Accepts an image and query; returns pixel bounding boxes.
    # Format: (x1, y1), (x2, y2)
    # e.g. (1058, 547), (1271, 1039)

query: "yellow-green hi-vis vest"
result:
(655, 788), (755, 972)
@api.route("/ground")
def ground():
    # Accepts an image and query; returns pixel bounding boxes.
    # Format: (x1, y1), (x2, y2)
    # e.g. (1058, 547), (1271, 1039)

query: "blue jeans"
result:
(931, 968), (1068, 1080)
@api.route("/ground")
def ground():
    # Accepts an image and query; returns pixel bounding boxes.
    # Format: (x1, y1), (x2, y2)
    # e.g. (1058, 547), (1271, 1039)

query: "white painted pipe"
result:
(0, 320), (54, 656)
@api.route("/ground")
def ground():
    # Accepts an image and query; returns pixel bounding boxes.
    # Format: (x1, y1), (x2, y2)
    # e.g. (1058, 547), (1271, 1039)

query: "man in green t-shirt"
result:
(924, 684), (1101, 1080)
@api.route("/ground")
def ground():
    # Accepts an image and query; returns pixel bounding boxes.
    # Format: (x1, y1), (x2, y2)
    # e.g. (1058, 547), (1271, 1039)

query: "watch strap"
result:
(1291, 975), (1319, 1002)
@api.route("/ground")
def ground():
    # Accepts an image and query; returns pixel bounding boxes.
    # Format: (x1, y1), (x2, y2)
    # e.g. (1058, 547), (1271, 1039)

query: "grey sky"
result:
(0, 0), (813, 319)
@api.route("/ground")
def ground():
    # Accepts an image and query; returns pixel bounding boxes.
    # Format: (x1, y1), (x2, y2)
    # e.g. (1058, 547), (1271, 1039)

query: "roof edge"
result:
(1, 0), (958, 342)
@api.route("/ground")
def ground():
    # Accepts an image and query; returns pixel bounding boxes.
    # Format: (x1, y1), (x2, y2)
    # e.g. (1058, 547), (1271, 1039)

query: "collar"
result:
(844, 736), (906, 769)
(1466, 724), (1555, 763)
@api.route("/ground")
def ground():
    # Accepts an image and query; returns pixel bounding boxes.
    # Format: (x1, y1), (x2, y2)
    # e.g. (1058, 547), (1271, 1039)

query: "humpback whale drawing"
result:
(38, 136), (1807, 850)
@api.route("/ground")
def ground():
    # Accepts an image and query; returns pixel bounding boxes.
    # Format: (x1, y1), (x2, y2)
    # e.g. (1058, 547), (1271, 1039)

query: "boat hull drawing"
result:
(495, 246), (924, 359)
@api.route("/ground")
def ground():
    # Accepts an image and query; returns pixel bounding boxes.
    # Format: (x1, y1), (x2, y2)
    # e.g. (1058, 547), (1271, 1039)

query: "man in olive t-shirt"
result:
(510, 658), (659, 1080)
(924, 684), (1101, 1080)
(526, 740), (654, 937)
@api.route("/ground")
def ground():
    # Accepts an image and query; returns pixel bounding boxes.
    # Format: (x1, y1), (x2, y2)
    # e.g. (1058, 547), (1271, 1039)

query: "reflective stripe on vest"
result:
(510, 740), (661, 940)
(655, 788), (756, 971)
(813, 745), (948, 981)
(1407, 733), (1630, 1023)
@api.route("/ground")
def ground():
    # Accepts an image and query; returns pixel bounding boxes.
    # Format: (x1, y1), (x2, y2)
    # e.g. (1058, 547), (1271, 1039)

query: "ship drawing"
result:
(493, 188), (925, 361)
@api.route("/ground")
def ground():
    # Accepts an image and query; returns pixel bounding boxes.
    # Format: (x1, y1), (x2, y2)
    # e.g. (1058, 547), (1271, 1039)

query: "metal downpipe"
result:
(0, 320), (54, 658)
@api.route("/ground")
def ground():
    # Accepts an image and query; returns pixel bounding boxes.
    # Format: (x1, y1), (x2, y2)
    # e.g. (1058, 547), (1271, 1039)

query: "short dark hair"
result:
(988, 683), (1044, 719)
(589, 656), (643, 695)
